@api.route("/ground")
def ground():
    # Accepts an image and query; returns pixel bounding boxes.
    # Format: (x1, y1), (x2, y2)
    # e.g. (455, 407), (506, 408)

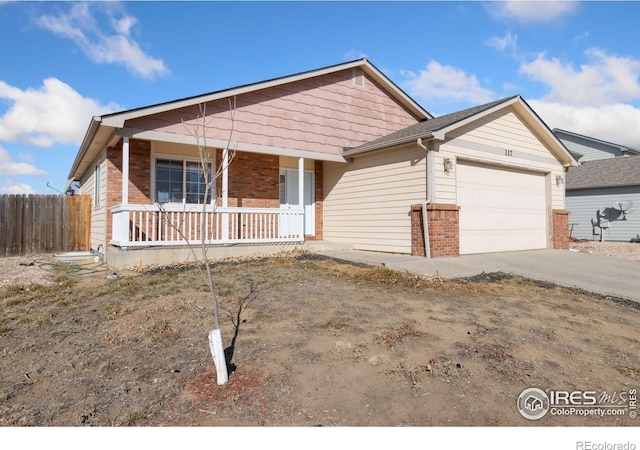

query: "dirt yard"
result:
(1, 249), (639, 426)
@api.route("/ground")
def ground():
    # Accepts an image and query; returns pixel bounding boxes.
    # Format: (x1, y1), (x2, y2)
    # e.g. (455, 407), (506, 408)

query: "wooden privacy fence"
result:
(0, 194), (91, 257)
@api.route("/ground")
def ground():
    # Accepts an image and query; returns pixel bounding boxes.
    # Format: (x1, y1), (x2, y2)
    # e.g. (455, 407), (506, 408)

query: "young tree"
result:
(157, 98), (237, 385)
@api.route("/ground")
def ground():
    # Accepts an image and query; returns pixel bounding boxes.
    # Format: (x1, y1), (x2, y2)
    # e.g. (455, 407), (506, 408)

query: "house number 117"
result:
(504, 149), (513, 156)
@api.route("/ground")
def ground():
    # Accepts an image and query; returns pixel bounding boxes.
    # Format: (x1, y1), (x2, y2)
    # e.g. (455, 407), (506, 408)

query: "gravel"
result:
(0, 255), (58, 288)
(569, 240), (640, 262)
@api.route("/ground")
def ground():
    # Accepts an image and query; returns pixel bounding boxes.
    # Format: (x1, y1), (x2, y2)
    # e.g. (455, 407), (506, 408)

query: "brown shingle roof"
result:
(343, 96), (518, 156)
(566, 155), (640, 189)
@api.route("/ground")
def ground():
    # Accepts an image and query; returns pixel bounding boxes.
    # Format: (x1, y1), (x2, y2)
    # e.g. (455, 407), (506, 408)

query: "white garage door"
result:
(457, 162), (548, 254)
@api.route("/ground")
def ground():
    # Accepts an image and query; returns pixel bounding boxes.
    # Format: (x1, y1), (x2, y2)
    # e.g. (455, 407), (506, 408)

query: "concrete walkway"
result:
(317, 248), (640, 303)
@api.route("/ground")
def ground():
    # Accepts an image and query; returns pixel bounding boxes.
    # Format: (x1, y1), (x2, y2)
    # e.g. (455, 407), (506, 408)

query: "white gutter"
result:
(417, 138), (432, 259)
(345, 132), (433, 158)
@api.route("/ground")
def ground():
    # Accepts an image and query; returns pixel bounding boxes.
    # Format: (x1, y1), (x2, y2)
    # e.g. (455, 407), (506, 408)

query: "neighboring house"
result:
(565, 156), (640, 242)
(68, 59), (576, 269)
(553, 128), (640, 162)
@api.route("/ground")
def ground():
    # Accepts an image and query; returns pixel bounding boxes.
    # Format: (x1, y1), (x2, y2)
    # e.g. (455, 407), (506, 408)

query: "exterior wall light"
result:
(444, 158), (454, 174)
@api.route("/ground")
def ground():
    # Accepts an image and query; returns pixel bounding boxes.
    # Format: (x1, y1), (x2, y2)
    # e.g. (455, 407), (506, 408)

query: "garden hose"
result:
(34, 259), (110, 277)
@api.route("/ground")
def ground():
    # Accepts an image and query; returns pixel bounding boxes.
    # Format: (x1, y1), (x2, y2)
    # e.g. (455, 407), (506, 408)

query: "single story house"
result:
(68, 59), (576, 268)
(565, 155), (640, 242)
(553, 128), (640, 162)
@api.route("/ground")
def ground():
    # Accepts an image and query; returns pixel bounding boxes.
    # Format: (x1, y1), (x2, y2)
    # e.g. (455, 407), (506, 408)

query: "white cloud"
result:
(402, 61), (495, 105)
(37, 2), (169, 80)
(520, 48), (640, 106)
(344, 50), (368, 61)
(521, 48), (640, 149)
(531, 100), (640, 150)
(486, 32), (518, 54)
(503, 81), (521, 93)
(0, 146), (47, 176)
(0, 77), (120, 147)
(486, 1), (579, 23)
(573, 31), (589, 43)
(0, 179), (40, 195)
(17, 152), (35, 164)
(113, 15), (137, 36)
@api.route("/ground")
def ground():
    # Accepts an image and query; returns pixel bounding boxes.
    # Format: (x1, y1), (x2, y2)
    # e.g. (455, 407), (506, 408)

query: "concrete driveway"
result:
(317, 248), (640, 303)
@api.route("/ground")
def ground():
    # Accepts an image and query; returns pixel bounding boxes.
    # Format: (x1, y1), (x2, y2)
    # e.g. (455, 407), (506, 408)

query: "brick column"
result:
(106, 139), (151, 244)
(411, 204), (460, 258)
(306, 160), (323, 240)
(411, 205), (426, 257)
(552, 209), (571, 250)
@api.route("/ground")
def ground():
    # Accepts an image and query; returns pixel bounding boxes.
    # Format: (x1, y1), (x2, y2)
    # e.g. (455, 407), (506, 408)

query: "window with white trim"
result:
(155, 158), (214, 204)
(93, 164), (100, 207)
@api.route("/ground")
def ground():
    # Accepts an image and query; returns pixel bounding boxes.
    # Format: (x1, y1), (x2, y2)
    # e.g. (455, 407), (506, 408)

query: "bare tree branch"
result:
(154, 98), (238, 383)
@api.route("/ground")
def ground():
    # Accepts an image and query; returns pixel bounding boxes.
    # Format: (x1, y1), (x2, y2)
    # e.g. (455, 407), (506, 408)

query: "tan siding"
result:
(153, 141), (203, 158)
(324, 146), (426, 253)
(433, 153), (457, 204)
(279, 156), (315, 170)
(79, 150), (107, 253)
(126, 69), (420, 157)
(437, 108), (566, 210)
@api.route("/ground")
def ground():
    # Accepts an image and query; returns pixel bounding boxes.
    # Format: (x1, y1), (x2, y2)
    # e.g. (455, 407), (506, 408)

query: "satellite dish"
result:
(612, 201), (633, 220)
(613, 201), (633, 211)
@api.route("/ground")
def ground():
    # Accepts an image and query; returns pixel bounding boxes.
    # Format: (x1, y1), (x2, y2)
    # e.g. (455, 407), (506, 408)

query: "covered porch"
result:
(109, 136), (322, 249)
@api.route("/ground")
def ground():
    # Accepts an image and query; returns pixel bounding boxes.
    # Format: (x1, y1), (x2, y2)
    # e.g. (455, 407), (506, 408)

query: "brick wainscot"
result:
(411, 204), (460, 258)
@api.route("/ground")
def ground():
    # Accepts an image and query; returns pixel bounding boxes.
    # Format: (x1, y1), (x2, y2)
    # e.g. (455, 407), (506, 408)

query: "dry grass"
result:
(374, 320), (424, 348)
(1, 250), (639, 426)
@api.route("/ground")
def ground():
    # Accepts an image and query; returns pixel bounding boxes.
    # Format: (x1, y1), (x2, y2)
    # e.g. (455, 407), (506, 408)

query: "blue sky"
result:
(2, 1), (640, 195)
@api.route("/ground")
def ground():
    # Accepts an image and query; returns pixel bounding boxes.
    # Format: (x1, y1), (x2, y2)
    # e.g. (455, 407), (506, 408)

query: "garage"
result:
(457, 161), (548, 254)
(337, 95), (575, 258)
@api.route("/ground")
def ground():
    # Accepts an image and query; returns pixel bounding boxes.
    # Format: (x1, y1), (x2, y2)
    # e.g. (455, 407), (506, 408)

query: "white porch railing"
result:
(111, 204), (304, 247)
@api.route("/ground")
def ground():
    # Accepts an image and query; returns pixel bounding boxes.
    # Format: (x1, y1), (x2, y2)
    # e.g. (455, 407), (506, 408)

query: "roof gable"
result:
(102, 59), (432, 127)
(344, 97), (516, 156)
(554, 128), (640, 155)
(69, 59), (432, 180)
(345, 95), (577, 167)
(123, 66), (423, 157)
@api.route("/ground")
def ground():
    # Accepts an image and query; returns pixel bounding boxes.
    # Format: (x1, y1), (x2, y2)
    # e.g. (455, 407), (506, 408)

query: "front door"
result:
(279, 169), (314, 236)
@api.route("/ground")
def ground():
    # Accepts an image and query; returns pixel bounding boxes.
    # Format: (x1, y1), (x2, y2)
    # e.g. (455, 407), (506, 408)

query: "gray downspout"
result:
(417, 138), (431, 259)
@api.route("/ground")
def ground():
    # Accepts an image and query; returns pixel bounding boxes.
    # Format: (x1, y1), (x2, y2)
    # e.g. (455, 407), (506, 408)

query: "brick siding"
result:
(552, 209), (571, 250)
(307, 160), (324, 240)
(221, 151), (280, 208)
(106, 139), (151, 243)
(411, 204), (460, 258)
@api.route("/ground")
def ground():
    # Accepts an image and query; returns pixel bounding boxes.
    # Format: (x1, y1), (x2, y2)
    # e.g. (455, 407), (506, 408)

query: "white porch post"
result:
(122, 136), (129, 205)
(298, 157), (304, 239)
(222, 148), (229, 241)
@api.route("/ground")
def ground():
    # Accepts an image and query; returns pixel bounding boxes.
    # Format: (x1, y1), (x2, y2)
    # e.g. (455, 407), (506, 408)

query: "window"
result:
(156, 159), (182, 203)
(185, 162), (211, 204)
(93, 164), (100, 207)
(155, 158), (214, 204)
